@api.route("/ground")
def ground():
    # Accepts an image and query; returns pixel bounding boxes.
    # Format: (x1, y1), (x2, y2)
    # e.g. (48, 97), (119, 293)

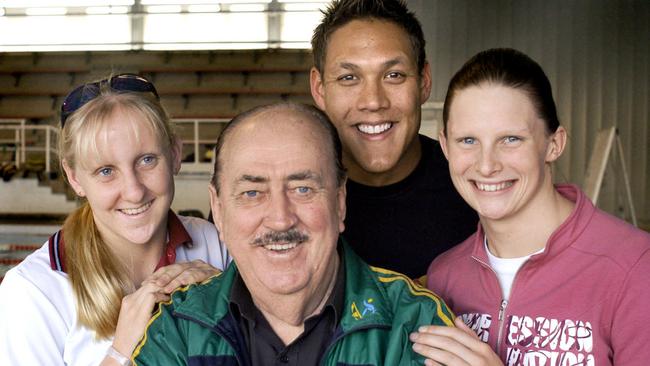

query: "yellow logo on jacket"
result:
(351, 298), (376, 320)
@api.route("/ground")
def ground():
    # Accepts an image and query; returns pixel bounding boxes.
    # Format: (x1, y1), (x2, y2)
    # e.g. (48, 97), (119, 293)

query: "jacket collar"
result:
(470, 184), (595, 264)
(172, 239), (394, 331)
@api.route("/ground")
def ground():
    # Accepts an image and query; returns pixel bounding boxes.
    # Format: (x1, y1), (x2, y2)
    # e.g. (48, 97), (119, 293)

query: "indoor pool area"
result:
(0, 223), (58, 282)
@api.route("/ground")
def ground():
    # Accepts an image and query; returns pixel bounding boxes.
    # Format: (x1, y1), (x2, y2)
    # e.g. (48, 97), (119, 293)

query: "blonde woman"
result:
(0, 74), (230, 366)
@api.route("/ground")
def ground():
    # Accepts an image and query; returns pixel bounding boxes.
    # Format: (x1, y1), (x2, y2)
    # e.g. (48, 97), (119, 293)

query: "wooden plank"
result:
(615, 134), (638, 227)
(583, 126), (615, 203)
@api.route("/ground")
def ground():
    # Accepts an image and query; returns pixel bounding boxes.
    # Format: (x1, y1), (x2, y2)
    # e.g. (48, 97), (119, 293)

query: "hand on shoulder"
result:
(148, 260), (222, 293)
(410, 316), (503, 366)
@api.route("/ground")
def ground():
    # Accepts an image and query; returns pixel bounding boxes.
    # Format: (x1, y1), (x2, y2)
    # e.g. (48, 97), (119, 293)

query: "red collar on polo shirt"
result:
(49, 210), (192, 272)
(156, 211), (192, 269)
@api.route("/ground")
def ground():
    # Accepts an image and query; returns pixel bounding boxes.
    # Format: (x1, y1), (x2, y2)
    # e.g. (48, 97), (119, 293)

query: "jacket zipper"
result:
(178, 311), (391, 366)
(471, 255), (511, 356)
(472, 253), (536, 357)
(319, 324), (391, 366)
(496, 299), (509, 351)
(174, 312), (247, 365)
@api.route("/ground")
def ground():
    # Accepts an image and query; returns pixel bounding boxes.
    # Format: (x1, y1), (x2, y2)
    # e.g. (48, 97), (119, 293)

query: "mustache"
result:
(251, 229), (310, 246)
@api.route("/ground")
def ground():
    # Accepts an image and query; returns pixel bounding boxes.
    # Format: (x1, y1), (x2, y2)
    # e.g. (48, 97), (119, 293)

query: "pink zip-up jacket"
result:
(427, 184), (650, 366)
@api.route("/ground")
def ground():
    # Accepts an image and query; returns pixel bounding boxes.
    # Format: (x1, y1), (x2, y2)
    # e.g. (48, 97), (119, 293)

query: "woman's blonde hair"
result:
(58, 85), (176, 339)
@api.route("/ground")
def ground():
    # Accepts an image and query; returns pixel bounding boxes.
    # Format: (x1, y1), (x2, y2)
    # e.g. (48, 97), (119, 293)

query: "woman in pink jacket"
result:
(410, 48), (650, 365)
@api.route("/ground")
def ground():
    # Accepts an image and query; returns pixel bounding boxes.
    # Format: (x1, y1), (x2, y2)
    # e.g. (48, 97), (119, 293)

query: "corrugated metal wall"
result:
(408, 0), (649, 226)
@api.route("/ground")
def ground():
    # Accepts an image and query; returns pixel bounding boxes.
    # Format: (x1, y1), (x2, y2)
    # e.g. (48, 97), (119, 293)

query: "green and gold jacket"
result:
(133, 240), (454, 366)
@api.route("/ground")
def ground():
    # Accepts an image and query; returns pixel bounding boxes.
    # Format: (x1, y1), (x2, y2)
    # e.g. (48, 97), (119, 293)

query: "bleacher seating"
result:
(0, 49), (314, 121)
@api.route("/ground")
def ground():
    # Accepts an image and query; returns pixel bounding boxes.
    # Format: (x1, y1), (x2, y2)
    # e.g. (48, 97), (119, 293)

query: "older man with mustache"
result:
(132, 102), (455, 366)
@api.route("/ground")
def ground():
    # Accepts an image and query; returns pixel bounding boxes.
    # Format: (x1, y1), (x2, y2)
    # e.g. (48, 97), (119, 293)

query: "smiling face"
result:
(63, 107), (181, 250)
(209, 106), (346, 299)
(311, 19), (432, 186)
(440, 84), (565, 222)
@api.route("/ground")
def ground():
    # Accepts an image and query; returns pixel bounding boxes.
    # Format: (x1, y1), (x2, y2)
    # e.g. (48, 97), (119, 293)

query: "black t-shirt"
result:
(343, 134), (478, 278)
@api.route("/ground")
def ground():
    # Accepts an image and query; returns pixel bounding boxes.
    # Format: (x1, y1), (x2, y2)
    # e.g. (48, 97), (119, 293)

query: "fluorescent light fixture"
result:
(229, 4), (265, 12)
(187, 4), (220, 13)
(85, 6), (128, 14)
(110, 6), (128, 13)
(221, 0), (270, 4)
(146, 5), (182, 13)
(25, 7), (67, 15)
(142, 0), (219, 4)
(283, 3), (325, 11)
(0, 44), (132, 52)
(3, 1), (133, 7)
(0, 8), (5, 16)
(144, 42), (268, 51)
(86, 6), (111, 14)
(280, 42), (310, 49)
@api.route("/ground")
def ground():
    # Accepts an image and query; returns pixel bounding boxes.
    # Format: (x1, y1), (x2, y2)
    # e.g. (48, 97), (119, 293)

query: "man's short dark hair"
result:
(311, 0), (426, 75)
(210, 102), (346, 192)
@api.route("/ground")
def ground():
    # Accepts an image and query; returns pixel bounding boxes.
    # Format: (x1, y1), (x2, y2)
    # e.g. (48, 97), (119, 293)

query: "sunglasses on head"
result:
(60, 73), (160, 127)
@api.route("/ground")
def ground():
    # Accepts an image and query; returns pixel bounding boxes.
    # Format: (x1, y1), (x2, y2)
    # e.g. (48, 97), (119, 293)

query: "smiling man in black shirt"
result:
(310, 0), (477, 278)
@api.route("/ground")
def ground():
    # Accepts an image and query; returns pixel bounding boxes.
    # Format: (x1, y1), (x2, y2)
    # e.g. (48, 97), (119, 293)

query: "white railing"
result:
(0, 119), (23, 168)
(174, 118), (229, 173)
(0, 119), (59, 174)
(0, 118), (229, 175)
